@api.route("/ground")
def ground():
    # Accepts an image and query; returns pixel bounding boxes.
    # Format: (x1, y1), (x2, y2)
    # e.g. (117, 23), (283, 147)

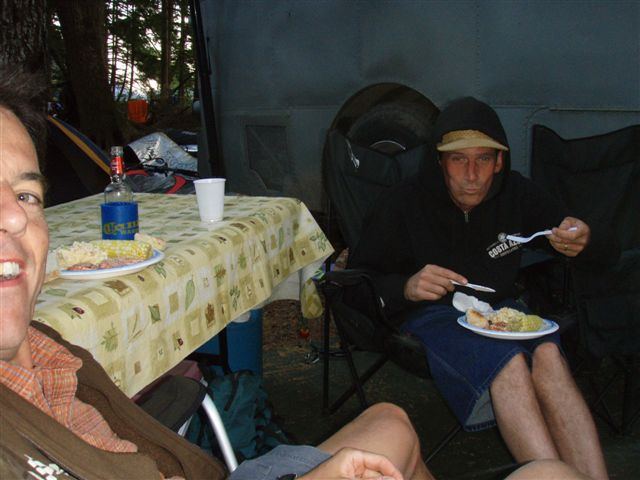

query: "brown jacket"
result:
(0, 321), (227, 480)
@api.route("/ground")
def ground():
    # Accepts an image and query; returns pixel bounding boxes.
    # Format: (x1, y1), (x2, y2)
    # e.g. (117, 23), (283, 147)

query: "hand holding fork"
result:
(501, 218), (590, 257)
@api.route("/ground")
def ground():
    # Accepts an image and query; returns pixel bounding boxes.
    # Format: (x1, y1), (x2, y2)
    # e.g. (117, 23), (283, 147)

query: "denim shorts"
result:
(400, 299), (561, 431)
(228, 445), (331, 480)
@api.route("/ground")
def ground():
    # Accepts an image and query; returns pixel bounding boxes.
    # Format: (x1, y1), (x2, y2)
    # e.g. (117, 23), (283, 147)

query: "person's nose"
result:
(0, 183), (28, 236)
(465, 160), (478, 182)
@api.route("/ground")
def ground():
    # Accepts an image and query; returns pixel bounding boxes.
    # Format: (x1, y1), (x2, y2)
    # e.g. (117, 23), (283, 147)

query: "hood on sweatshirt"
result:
(422, 97), (511, 204)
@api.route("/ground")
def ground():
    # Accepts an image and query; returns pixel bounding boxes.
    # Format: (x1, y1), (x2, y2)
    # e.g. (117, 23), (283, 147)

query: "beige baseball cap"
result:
(437, 129), (509, 152)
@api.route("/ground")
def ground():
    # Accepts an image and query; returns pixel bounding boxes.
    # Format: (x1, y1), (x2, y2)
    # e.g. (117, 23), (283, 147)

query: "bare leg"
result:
(532, 343), (609, 480)
(505, 459), (591, 480)
(491, 353), (560, 461)
(317, 402), (434, 480)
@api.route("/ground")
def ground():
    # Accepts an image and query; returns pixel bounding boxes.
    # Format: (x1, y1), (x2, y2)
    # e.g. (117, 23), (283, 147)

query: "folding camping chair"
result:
(530, 124), (640, 434)
(135, 360), (238, 472)
(318, 129), (462, 461)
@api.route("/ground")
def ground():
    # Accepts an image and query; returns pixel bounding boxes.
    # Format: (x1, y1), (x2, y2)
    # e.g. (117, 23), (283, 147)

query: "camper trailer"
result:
(193, 0), (640, 212)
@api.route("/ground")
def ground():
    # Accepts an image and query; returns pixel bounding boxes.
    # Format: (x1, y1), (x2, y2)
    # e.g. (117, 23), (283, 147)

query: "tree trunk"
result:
(127, 54), (135, 102)
(160, 0), (173, 103)
(53, 0), (123, 149)
(125, 0), (136, 102)
(109, 0), (120, 97)
(176, 0), (188, 105)
(0, 0), (47, 73)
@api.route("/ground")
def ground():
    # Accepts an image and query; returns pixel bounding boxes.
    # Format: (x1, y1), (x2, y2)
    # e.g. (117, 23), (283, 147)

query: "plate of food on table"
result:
(453, 292), (558, 340)
(50, 233), (166, 281)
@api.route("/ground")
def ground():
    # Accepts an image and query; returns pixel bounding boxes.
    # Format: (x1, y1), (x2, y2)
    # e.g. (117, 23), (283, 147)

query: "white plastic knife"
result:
(451, 280), (496, 293)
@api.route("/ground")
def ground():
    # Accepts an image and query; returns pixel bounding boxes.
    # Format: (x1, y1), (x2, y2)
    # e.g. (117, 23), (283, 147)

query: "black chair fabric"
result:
(324, 130), (426, 248)
(531, 124), (639, 250)
(137, 376), (207, 432)
(531, 124), (640, 358)
(321, 129), (431, 402)
(320, 130), (456, 460)
(530, 124), (640, 433)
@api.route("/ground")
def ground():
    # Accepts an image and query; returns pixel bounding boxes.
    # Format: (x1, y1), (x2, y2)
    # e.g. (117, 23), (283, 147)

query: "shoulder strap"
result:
(1, 383), (160, 480)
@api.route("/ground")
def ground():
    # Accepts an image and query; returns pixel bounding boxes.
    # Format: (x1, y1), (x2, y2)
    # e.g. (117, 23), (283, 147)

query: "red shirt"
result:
(0, 327), (137, 453)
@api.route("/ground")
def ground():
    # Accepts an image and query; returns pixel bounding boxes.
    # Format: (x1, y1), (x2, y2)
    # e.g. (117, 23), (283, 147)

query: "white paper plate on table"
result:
(456, 315), (559, 340)
(59, 250), (165, 280)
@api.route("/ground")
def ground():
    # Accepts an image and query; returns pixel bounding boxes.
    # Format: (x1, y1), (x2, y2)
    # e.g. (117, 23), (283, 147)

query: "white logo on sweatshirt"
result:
(487, 238), (521, 259)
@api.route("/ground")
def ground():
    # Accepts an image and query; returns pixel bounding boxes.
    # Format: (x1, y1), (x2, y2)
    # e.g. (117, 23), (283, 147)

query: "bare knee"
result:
(361, 403), (420, 449)
(492, 353), (530, 392)
(360, 402), (411, 425)
(360, 403), (415, 437)
(532, 343), (569, 382)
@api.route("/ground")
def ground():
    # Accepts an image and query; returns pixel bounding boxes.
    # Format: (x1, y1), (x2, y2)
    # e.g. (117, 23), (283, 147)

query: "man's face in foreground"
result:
(440, 147), (503, 212)
(0, 107), (48, 366)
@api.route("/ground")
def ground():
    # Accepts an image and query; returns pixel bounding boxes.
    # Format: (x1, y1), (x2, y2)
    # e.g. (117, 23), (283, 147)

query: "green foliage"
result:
(50, 0), (195, 105)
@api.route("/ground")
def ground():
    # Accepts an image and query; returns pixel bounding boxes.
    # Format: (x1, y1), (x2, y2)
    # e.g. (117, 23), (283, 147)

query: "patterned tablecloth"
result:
(34, 193), (333, 396)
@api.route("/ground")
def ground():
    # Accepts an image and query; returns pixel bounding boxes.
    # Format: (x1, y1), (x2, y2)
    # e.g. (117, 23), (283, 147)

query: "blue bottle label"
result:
(101, 202), (139, 240)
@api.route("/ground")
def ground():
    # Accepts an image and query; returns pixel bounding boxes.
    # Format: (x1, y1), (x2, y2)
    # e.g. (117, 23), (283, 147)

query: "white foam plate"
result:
(456, 315), (559, 340)
(59, 250), (164, 280)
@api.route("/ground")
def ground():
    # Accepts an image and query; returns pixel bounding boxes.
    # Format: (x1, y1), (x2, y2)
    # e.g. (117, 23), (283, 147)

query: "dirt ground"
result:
(260, 300), (640, 480)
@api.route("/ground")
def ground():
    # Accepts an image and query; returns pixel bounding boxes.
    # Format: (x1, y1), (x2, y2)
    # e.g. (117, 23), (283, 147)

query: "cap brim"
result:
(437, 138), (509, 152)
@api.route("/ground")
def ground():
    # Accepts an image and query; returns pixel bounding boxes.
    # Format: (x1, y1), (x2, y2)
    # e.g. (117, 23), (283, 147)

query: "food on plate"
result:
(65, 258), (144, 271)
(55, 242), (108, 269)
(92, 240), (152, 260)
(55, 240), (153, 271)
(466, 309), (490, 329)
(135, 232), (166, 251)
(466, 307), (543, 332)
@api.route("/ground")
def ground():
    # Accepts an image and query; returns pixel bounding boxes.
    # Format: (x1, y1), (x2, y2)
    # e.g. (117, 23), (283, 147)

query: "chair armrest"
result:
(318, 268), (398, 333)
(324, 268), (375, 286)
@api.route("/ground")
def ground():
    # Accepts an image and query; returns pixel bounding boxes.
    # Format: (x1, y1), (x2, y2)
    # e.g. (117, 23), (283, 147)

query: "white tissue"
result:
(452, 292), (494, 314)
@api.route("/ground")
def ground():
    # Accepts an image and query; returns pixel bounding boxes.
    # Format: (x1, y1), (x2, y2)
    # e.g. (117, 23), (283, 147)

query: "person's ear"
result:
(494, 151), (504, 173)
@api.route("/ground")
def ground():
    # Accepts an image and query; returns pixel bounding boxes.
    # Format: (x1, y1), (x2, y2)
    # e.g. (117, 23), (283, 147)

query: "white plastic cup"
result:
(194, 178), (226, 222)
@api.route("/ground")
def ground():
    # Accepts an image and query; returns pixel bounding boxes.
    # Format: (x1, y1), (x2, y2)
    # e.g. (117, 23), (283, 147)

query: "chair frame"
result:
(318, 267), (462, 463)
(178, 389), (239, 472)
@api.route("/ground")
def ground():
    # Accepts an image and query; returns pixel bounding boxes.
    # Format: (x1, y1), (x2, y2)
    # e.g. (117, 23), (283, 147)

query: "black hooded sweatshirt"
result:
(348, 97), (615, 321)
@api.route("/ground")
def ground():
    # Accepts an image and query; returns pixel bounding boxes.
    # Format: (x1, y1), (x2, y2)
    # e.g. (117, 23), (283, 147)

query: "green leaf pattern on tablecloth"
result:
(310, 230), (329, 252)
(102, 324), (118, 352)
(154, 262), (167, 278)
(36, 193), (333, 396)
(149, 304), (161, 324)
(214, 265), (226, 286)
(185, 279), (195, 310)
(230, 285), (241, 310)
(44, 288), (67, 297)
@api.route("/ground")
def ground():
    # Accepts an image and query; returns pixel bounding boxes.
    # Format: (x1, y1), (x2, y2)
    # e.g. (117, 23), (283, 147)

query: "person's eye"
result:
(451, 156), (466, 163)
(478, 156), (494, 163)
(17, 192), (43, 206)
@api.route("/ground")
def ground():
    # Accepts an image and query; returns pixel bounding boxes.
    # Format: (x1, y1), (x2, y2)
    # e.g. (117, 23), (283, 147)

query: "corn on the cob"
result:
(90, 240), (152, 260)
(134, 232), (166, 251)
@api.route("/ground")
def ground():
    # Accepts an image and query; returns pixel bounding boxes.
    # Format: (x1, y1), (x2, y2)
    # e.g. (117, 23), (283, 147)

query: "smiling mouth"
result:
(0, 261), (21, 280)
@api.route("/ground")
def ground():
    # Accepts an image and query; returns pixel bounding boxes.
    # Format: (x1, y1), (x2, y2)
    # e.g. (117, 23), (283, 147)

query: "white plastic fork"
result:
(506, 226), (577, 244)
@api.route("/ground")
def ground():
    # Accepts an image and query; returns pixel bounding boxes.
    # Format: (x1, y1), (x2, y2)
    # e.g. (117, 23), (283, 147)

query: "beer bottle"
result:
(104, 146), (134, 203)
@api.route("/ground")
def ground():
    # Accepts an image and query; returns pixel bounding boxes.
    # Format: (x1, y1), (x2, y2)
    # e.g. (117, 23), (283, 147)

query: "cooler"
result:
(196, 309), (263, 376)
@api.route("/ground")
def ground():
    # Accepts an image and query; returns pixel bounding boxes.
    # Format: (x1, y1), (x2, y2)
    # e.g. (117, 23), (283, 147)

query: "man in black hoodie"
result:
(349, 97), (613, 480)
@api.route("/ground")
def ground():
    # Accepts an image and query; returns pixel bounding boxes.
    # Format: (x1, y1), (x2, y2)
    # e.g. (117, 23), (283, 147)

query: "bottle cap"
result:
(110, 146), (124, 157)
